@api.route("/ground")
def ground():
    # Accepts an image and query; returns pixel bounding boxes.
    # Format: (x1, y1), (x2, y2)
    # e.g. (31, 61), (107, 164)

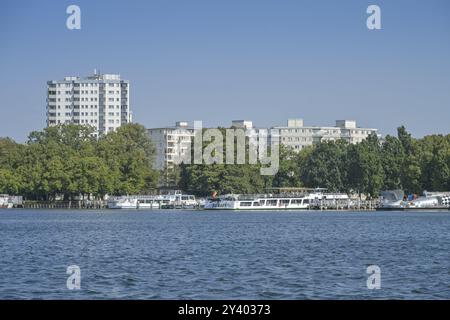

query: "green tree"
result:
(300, 140), (348, 192)
(272, 145), (302, 188)
(0, 138), (24, 195)
(347, 134), (384, 197)
(419, 135), (450, 191)
(381, 135), (404, 190)
(97, 123), (159, 195)
(397, 126), (422, 194)
(179, 127), (267, 196)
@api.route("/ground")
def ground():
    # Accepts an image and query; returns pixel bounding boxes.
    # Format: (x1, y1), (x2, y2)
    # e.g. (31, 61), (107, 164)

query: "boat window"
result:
(253, 202), (260, 206)
(280, 199), (290, 205)
(240, 202), (252, 206)
(267, 200), (277, 206)
(303, 199), (309, 204)
(259, 200), (266, 205)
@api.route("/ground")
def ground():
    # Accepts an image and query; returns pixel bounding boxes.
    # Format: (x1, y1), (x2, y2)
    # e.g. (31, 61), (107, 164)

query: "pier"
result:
(21, 200), (107, 209)
(16, 199), (378, 211)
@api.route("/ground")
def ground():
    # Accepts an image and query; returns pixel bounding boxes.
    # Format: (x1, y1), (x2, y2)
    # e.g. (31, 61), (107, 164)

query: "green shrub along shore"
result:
(1, 124), (449, 200)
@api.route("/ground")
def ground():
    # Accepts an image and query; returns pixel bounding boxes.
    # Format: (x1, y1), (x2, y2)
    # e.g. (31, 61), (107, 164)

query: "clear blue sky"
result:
(1, 0), (449, 142)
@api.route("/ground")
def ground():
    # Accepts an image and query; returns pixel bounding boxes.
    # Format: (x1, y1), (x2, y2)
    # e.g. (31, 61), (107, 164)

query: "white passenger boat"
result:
(107, 191), (198, 209)
(107, 197), (138, 209)
(0, 195), (14, 209)
(204, 189), (348, 210)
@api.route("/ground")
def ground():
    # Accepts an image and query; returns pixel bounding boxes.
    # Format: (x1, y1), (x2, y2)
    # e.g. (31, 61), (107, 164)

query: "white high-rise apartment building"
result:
(46, 73), (132, 136)
(272, 119), (379, 151)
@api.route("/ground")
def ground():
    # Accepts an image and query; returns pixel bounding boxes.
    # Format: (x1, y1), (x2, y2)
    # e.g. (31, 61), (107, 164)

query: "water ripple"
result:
(0, 210), (449, 299)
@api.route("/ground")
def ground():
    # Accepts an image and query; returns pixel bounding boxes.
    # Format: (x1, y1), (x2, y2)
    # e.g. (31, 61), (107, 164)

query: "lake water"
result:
(0, 209), (449, 299)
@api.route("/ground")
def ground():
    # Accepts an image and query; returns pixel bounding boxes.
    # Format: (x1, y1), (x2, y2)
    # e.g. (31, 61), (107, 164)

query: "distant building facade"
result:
(146, 119), (379, 184)
(46, 73), (132, 136)
(271, 119), (378, 151)
(231, 120), (254, 129)
(147, 121), (195, 171)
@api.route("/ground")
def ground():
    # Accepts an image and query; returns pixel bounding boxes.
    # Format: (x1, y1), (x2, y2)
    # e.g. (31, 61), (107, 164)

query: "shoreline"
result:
(2, 207), (450, 212)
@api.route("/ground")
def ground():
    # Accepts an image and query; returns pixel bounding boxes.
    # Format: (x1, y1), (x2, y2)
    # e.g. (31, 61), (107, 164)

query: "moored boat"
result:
(107, 191), (198, 209)
(204, 188), (349, 210)
(0, 195), (14, 209)
(107, 197), (138, 209)
(377, 190), (450, 211)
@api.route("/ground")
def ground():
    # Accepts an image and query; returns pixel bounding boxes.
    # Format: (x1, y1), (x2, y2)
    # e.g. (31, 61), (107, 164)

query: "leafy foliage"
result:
(178, 127), (450, 197)
(0, 124), (159, 200)
(2, 125), (449, 198)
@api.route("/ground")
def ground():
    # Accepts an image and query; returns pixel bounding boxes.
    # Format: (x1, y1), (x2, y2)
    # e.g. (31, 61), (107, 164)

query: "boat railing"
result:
(207, 191), (351, 202)
(235, 193), (311, 200)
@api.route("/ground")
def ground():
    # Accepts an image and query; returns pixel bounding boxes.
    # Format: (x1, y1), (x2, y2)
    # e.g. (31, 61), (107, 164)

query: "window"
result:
(239, 202), (252, 207)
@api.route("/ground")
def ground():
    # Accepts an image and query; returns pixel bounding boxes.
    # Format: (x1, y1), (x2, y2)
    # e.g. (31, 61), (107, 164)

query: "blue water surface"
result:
(0, 209), (449, 299)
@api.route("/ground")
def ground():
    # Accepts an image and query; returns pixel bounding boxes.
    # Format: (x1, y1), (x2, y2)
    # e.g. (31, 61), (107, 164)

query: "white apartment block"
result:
(148, 120), (258, 172)
(148, 121), (195, 171)
(147, 119), (379, 172)
(46, 73), (132, 136)
(272, 119), (378, 151)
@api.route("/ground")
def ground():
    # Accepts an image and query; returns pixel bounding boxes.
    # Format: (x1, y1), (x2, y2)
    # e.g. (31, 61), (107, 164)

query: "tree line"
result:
(1, 124), (449, 199)
(179, 126), (450, 197)
(0, 124), (159, 200)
